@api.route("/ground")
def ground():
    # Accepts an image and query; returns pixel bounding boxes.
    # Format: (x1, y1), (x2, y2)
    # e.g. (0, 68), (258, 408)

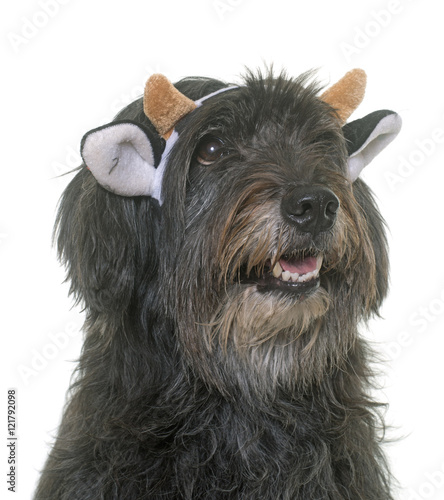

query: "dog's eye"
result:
(196, 136), (227, 165)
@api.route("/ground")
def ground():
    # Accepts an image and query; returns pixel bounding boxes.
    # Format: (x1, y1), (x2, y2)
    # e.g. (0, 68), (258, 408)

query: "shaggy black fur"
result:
(35, 70), (393, 499)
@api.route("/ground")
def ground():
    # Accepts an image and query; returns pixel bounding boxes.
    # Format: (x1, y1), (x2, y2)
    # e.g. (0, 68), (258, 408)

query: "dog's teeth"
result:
(272, 261), (283, 278)
(290, 272), (299, 282)
(272, 254), (323, 284)
(298, 271), (314, 283)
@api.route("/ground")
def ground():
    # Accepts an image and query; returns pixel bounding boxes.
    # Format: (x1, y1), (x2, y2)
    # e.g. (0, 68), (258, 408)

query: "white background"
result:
(2, 0), (444, 498)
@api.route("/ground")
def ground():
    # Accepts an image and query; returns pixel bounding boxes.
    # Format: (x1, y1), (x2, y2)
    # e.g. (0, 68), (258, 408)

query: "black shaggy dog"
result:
(35, 68), (401, 499)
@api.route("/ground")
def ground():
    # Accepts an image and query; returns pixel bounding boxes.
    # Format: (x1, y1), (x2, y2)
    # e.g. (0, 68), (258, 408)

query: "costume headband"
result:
(81, 69), (401, 203)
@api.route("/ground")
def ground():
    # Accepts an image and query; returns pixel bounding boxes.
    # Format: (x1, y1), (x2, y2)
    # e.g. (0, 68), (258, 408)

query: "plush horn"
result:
(143, 74), (197, 139)
(320, 68), (367, 123)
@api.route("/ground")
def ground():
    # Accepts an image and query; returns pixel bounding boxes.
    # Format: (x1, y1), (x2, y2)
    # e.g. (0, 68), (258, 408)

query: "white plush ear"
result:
(344, 111), (402, 182)
(81, 122), (159, 197)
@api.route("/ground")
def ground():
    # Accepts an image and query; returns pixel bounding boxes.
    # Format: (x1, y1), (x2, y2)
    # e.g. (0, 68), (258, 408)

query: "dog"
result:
(35, 68), (401, 499)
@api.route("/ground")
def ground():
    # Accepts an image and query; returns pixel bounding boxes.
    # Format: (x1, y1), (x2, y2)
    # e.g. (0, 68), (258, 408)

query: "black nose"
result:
(281, 186), (339, 235)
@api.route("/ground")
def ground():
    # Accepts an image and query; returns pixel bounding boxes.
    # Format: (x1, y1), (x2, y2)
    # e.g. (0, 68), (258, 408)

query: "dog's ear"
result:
(54, 167), (160, 313)
(81, 120), (165, 199)
(342, 110), (402, 182)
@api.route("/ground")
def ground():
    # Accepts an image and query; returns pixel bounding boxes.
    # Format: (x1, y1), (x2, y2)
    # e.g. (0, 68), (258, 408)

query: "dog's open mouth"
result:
(241, 253), (323, 297)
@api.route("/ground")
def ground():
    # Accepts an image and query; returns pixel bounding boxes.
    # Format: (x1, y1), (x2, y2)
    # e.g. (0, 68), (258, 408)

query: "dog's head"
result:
(56, 68), (401, 391)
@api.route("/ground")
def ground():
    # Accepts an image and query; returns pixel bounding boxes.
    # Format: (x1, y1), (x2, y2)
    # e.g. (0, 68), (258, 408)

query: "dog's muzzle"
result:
(241, 186), (339, 299)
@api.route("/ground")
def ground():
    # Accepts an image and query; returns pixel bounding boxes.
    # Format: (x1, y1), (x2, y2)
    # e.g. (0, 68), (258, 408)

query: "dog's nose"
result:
(281, 186), (339, 235)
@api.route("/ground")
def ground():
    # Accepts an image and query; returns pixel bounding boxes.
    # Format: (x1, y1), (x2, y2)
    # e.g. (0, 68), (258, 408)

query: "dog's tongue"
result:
(279, 256), (317, 275)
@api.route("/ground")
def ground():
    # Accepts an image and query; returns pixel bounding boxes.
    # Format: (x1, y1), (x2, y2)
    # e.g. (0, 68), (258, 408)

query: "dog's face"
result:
(58, 70), (400, 394)
(168, 76), (347, 329)
(160, 74), (385, 391)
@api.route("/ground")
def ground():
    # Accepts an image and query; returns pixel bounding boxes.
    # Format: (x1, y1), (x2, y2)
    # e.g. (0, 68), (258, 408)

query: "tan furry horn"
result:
(143, 74), (197, 139)
(320, 68), (367, 123)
